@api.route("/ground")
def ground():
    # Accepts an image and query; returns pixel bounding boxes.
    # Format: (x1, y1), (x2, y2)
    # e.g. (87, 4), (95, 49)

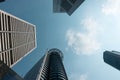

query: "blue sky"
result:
(0, 0), (120, 80)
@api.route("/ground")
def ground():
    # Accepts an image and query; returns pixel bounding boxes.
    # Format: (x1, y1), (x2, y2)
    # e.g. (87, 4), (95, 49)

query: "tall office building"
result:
(53, 0), (85, 15)
(103, 51), (120, 70)
(24, 48), (68, 80)
(0, 10), (36, 67)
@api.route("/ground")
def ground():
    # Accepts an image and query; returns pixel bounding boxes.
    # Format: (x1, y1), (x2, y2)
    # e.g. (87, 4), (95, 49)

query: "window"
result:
(61, 0), (72, 12)
(0, 12), (1, 31)
(0, 33), (1, 51)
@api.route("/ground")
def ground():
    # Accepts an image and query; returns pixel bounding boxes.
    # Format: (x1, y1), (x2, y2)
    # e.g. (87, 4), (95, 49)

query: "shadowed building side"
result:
(24, 56), (44, 80)
(103, 51), (120, 71)
(0, 60), (23, 80)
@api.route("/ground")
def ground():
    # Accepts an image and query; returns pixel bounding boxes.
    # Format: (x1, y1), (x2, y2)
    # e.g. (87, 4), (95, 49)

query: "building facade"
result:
(24, 56), (44, 80)
(0, 10), (36, 67)
(24, 48), (68, 80)
(0, 60), (23, 80)
(53, 0), (85, 15)
(53, 0), (65, 13)
(103, 51), (120, 70)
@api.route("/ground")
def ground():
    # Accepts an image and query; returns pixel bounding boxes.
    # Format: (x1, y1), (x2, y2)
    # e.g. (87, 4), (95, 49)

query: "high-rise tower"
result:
(24, 48), (68, 80)
(53, 0), (85, 15)
(103, 51), (120, 70)
(0, 10), (36, 67)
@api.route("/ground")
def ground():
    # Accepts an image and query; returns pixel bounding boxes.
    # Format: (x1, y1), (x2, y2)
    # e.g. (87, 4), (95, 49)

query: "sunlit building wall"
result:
(0, 10), (36, 67)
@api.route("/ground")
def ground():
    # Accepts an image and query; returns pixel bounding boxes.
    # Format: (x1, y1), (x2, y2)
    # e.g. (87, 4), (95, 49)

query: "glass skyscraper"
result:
(24, 48), (68, 80)
(53, 0), (85, 15)
(103, 51), (120, 70)
(0, 10), (36, 67)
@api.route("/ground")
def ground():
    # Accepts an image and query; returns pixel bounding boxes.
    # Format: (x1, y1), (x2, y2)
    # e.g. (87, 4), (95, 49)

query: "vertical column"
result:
(4, 14), (8, 65)
(1, 13), (5, 64)
(9, 16), (13, 66)
(0, 13), (2, 60)
(0, 12), (1, 52)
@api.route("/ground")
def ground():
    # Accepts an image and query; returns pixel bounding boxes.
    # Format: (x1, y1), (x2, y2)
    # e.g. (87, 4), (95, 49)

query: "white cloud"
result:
(102, 0), (120, 16)
(79, 74), (88, 80)
(69, 73), (88, 80)
(66, 17), (101, 55)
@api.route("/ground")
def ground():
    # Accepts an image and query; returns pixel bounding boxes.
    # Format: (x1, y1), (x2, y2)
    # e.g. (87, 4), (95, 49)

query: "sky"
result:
(0, 0), (120, 80)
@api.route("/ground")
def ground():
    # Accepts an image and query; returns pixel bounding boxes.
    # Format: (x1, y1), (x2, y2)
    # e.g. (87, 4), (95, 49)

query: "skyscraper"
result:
(0, 10), (36, 67)
(24, 48), (68, 80)
(103, 51), (120, 70)
(53, 0), (85, 16)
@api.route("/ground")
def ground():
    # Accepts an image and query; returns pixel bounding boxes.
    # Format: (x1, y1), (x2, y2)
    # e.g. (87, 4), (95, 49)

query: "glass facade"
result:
(24, 56), (44, 80)
(61, 0), (85, 15)
(61, 0), (72, 12)
(53, 0), (85, 15)
(103, 51), (120, 70)
(53, 0), (65, 13)
(0, 10), (36, 67)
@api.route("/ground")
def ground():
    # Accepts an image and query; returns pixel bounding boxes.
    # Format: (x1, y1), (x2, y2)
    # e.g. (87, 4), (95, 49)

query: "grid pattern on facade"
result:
(0, 10), (36, 67)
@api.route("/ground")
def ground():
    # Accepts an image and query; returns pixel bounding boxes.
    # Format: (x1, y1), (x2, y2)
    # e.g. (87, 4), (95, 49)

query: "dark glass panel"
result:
(69, 0), (77, 3)
(61, 0), (72, 12)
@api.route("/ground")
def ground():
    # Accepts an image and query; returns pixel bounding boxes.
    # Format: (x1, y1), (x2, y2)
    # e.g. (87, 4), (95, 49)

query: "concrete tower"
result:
(0, 10), (36, 67)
